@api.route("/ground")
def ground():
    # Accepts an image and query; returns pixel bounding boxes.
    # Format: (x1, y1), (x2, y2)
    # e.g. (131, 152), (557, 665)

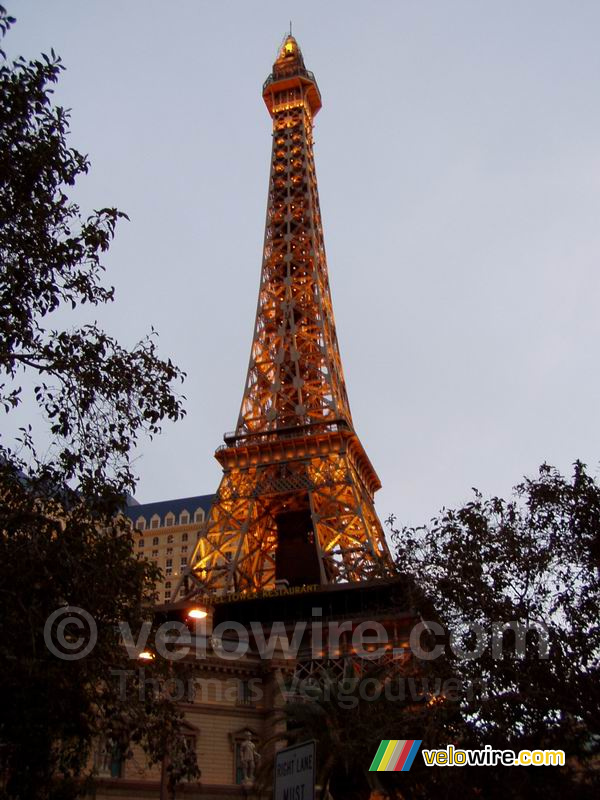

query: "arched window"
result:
(180, 510), (190, 525)
(138, 538), (145, 548)
(165, 513), (175, 527)
(194, 508), (205, 523)
(150, 515), (160, 529)
(136, 517), (146, 531)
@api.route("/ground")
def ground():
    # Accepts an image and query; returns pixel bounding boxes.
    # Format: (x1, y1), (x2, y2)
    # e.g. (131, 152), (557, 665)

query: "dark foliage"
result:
(278, 464), (600, 799)
(385, 461), (600, 798)
(0, 7), (197, 797)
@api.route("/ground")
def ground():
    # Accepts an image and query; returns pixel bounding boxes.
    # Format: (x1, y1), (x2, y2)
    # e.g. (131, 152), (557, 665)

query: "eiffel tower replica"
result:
(184, 35), (392, 599)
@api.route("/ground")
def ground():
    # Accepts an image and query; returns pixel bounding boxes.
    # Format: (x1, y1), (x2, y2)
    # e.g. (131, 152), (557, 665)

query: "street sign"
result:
(274, 740), (316, 800)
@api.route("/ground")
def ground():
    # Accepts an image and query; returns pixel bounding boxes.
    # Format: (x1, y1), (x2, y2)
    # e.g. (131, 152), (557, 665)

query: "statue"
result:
(95, 738), (116, 776)
(240, 730), (260, 784)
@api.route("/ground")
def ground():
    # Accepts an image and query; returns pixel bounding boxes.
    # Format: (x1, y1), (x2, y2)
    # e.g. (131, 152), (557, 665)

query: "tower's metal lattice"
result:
(184, 37), (392, 598)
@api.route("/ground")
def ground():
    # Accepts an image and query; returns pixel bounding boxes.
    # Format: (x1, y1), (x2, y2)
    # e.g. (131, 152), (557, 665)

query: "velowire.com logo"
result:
(369, 740), (423, 772)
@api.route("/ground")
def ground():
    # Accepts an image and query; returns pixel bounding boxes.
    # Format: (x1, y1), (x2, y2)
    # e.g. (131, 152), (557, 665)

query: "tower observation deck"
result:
(183, 36), (392, 597)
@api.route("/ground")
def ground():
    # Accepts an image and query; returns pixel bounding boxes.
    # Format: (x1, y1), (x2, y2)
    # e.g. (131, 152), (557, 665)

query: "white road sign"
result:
(274, 740), (316, 800)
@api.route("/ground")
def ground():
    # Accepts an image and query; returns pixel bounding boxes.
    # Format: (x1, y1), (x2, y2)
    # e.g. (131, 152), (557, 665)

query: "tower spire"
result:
(183, 39), (392, 597)
(238, 35), (346, 435)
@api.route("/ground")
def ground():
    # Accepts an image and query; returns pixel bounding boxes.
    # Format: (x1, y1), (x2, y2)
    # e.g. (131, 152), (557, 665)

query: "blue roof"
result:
(123, 493), (214, 524)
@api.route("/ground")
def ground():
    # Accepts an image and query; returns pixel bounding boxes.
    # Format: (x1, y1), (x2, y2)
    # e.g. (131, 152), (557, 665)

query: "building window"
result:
(166, 558), (172, 567)
(237, 680), (258, 707)
(165, 581), (171, 589)
(167, 547), (173, 555)
(180, 512), (189, 525)
(182, 532), (188, 542)
(181, 557), (187, 567)
(136, 517), (146, 531)
(181, 545), (188, 553)
(152, 549), (158, 557)
(167, 534), (174, 544)
(138, 539), (144, 548)
(165, 590), (171, 600)
(151, 516), (160, 529)
(165, 566), (172, 576)
(165, 513), (174, 527)
(194, 509), (204, 523)
(152, 537), (159, 546)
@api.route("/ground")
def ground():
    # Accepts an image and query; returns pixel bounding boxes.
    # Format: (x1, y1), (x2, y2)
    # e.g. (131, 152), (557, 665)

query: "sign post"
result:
(274, 740), (316, 800)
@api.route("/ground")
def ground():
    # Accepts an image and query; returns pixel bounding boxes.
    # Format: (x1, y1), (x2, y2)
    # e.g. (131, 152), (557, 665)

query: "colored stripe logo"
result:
(369, 740), (422, 772)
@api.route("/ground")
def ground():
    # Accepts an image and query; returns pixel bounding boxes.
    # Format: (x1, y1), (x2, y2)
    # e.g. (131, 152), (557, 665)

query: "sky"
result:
(5, 0), (600, 529)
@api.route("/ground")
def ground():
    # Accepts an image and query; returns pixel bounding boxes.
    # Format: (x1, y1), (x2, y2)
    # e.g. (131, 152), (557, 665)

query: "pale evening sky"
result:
(5, 0), (600, 529)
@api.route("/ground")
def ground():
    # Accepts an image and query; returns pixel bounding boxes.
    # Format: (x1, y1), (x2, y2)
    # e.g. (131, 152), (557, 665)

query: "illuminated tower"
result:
(185, 36), (391, 597)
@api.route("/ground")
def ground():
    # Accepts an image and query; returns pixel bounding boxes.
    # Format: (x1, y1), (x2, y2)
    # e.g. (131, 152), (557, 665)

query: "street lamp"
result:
(186, 606), (208, 620)
(138, 649), (155, 661)
(137, 649), (169, 799)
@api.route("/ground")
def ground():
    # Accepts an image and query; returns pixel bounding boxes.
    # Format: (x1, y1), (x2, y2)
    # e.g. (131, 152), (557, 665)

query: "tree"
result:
(263, 660), (462, 800)
(388, 461), (600, 798)
(0, 7), (198, 797)
(278, 464), (600, 800)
